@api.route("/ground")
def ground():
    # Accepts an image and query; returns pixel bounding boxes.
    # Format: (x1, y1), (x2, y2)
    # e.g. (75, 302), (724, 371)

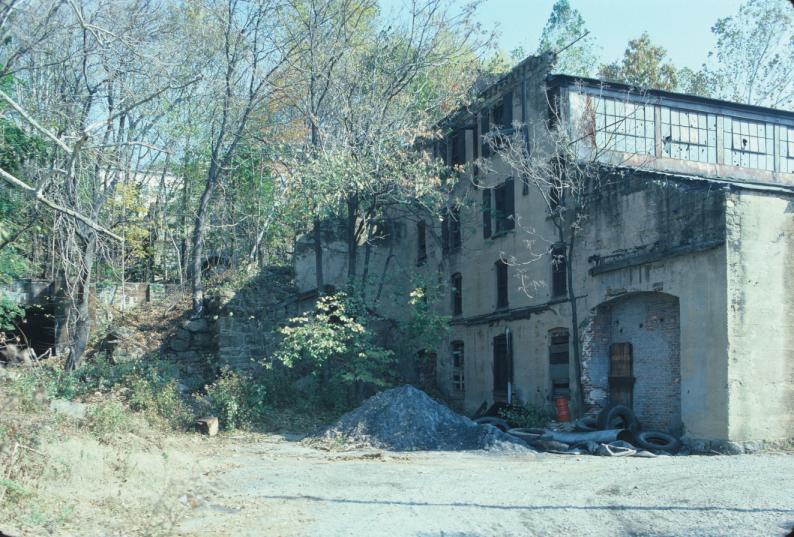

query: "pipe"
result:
(543, 429), (633, 445)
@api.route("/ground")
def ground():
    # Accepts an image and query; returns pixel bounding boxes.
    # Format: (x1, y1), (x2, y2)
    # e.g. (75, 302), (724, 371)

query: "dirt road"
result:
(6, 432), (792, 536)
(173, 435), (794, 537)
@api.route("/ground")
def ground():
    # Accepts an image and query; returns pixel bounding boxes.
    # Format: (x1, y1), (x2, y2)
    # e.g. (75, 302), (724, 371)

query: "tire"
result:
(574, 416), (598, 432)
(474, 416), (510, 432)
(632, 430), (681, 453)
(506, 428), (543, 443)
(596, 403), (640, 431)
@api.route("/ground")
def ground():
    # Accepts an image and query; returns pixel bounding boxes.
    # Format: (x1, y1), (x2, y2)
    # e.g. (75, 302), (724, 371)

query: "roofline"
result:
(546, 73), (794, 124)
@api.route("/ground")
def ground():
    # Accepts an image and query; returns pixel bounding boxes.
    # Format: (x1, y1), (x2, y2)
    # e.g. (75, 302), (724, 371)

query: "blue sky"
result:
(378, 0), (746, 70)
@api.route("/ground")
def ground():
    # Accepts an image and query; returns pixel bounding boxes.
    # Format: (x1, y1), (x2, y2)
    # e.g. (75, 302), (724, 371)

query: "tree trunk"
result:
(565, 230), (584, 417)
(65, 233), (96, 371)
(190, 166), (218, 317)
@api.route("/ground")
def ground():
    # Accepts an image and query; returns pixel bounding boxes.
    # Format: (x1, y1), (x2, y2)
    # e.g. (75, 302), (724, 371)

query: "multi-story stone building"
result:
(295, 54), (794, 446)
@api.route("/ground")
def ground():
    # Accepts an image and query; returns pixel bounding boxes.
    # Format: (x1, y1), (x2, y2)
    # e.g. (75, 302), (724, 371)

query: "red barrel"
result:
(554, 397), (571, 422)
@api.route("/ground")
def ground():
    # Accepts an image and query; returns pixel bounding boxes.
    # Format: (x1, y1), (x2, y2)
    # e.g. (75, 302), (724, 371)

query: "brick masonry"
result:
(582, 292), (682, 432)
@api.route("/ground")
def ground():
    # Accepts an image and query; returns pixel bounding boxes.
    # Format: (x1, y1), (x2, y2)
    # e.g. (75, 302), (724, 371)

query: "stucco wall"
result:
(726, 190), (794, 441)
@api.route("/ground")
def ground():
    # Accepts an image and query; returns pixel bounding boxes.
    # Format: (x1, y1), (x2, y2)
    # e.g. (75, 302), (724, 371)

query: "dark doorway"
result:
(493, 332), (513, 401)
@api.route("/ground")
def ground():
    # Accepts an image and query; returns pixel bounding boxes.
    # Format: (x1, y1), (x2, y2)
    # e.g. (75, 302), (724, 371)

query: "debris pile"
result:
(307, 385), (533, 452)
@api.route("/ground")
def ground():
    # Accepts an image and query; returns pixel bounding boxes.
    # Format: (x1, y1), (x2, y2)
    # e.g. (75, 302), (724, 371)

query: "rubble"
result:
(307, 385), (533, 453)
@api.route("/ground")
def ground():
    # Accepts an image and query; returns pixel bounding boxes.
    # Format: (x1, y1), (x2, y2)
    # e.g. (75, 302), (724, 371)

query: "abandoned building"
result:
(294, 53), (794, 446)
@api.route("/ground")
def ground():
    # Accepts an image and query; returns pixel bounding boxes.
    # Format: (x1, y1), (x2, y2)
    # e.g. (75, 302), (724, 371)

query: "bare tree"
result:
(183, 0), (292, 317)
(493, 83), (651, 414)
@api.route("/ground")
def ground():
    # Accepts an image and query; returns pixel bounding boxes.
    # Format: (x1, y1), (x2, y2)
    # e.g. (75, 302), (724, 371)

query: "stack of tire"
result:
(583, 403), (681, 453)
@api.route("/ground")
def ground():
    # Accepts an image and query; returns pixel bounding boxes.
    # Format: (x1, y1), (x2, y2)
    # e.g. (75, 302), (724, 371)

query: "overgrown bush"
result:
(197, 368), (268, 430)
(85, 400), (136, 439)
(275, 292), (395, 407)
(498, 403), (553, 428)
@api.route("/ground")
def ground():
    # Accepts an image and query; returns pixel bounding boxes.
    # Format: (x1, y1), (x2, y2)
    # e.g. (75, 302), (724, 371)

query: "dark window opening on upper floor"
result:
(442, 206), (462, 253)
(496, 258), (509, 309)
(417, 220), (427, 265)
(493, 178), (515, 234)
(451, 340), (464, 392)
(482, 189), (492, 239)
(450, 130), (466, 166)
(451, 272), (462, 316)
(551, 245), (567, 297)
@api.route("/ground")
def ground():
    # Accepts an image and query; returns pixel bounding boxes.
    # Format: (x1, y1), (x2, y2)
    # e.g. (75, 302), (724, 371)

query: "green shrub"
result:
(85, 401), (134, 438)
(198, 368), (268, 430)
(498, 404), (553, 428)
(275, 292), (395, 406)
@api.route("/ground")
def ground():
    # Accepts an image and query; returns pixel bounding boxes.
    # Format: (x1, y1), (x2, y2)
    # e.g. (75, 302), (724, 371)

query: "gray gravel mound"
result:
(307, 385), (533, 453)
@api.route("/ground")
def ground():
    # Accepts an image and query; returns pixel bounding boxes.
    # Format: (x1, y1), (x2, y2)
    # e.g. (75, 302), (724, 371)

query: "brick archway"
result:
(583, 292), (682, 433)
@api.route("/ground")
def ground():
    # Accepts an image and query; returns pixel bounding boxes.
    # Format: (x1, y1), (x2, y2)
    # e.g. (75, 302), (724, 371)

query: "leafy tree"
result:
(705, 0), (793, 108)
(536, 0), (598, 77)
(598, 32), (677, 90)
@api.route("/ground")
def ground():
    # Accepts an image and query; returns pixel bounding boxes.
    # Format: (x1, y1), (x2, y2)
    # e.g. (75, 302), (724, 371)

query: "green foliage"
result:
(197, 368), (269, 430)
(0, 295), (23, 331)
(706, 0), (793, 108)
(536, 0), (599, 77)
(276, 292), (395, 391)
(398, 281), (450, 357)
(598, 32), (677, 90)
(85, 401), (135, 438)
(498, 404), (553, 429)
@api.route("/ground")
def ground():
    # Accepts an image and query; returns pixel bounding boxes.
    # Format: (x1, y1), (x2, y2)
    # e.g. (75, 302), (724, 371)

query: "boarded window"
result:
(451, 341), (464, 392)
(609, 342), (634, 407)
(495, 259), (508, 309)
(451, 273), (462, 316)
(417, 221), (427, 265)
(551, 246), (567, 297)
(549, 329), (570, 398)
(494, 178), (515, 234)
(492, 332), (512, 398)
(482, 189), (492, 238)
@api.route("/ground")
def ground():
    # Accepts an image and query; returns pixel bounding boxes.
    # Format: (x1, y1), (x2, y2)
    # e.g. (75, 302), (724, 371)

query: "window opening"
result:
(451, 273), (462, 316)
(451, 341), (464, 392)
(416, 221), (427, 265)
(496, 259), (508, 309)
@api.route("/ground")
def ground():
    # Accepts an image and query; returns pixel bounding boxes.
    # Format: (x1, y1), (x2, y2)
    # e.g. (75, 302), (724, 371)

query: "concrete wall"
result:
(725, 190), (794, 441)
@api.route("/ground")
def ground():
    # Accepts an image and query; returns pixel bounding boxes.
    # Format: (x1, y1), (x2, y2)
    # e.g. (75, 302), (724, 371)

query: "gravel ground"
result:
(175, 435), (794, 537)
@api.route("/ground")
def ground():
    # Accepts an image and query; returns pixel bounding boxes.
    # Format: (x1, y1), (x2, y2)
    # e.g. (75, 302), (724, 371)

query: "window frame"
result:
(551, 245), (567, 298)
(451, 340), (465, 392)
(416, 220), (427, 266)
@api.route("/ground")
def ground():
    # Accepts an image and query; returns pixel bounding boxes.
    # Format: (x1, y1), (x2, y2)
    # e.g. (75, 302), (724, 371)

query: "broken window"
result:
(450, 130), (466, 166)
(451, 341), (464, 392)
(416, 220), (427, 265)
(549, 329), (570, 398)
(492, 91), (512, 129)
(493, 178), (515, 234)
(661, 107), (717, 163)
(594, 97), (655, 155)
(451, 272), (462, 316)
(442, 206), (462, 254)
(551, 245), (567, 297)
(495, 259), (508, 309)
(492, 332), (512, 399)
(781, 127), (794, 173)
(724, 117), (774, 171)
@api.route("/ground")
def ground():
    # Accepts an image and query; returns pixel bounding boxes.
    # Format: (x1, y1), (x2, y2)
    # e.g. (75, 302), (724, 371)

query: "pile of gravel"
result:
(307, 385), (533, 453)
